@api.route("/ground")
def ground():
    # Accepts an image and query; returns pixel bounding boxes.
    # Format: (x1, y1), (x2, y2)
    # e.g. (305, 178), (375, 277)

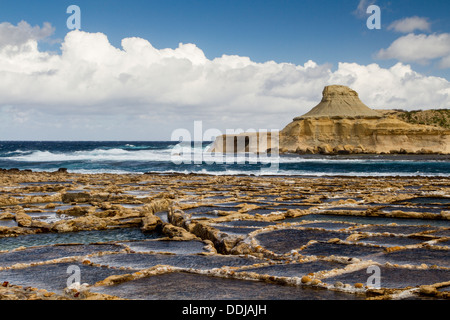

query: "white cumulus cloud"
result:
(0, 20), (55, 48)
(377, 33), (450, 66)
(388, 16), (431, 33)
(0, 22), (449, 140)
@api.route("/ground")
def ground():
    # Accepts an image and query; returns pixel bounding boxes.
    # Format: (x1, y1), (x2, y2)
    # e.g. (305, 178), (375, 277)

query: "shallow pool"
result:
(0, 228), (162, 251)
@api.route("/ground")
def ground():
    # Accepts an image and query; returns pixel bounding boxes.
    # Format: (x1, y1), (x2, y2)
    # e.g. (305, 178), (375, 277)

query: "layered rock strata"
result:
(210, 85), (450, 154)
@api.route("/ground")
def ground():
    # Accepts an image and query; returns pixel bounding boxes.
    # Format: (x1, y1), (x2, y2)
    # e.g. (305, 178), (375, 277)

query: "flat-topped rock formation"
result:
(297, 85), (382, 120)
(280, 85), (450, 154)
(210, 85), (450, 155)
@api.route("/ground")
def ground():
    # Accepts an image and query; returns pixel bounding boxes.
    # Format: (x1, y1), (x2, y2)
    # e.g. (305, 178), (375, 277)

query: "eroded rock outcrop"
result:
(210, 85), (450, 154)
(299, 85), (382, 119)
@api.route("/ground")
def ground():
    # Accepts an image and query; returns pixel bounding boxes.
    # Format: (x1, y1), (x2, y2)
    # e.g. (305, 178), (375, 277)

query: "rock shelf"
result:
(0, 170), (448, 300)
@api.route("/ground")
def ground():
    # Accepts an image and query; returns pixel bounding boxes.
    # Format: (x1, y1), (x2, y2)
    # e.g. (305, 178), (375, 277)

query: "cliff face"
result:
(280, 85), (450, 154)
(209, 131), (278, 154)
(280, 116), (450, 154)
(210, 85), (450, 155)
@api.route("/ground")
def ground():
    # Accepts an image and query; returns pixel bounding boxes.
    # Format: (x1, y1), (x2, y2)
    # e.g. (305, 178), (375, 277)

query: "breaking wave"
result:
(0, 141), (449, 177)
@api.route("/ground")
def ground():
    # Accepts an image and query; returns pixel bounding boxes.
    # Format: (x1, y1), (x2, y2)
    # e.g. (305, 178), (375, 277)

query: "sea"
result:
(0, 141), (449, 177)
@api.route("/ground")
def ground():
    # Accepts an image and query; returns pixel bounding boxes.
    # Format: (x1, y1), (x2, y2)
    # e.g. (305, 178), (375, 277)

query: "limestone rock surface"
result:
(210, 85), (450, 154)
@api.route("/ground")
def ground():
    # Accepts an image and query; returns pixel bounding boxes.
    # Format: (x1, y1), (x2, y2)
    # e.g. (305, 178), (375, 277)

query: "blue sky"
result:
(0, 0), (450, 140)
(2, 0), (449, 75)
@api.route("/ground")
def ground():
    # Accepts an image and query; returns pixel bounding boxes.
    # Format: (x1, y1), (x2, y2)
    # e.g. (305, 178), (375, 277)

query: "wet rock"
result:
(162, 224), (198, 241)
(62, 192), (91, 203)
(0, 285), (64, 300)
(51, 216), (108, 233)
(0, 212), (15, 220)
(301, 276), (312, 284)
(318, 144), (333, 154)
(95, 274), (134, 286)
(230, 242), (253, 255)
(187, 222), (231, 253)
(221, 235), (244, 254)
(419, 285), (437, 296)
(346, 233), (366, 242)
(0, 196), (19, 206)
(142, 199), (171, 215)
(141, 214), (162, 232)
(384, 246), (405, 253)
(57, 205), (91, 216)
(14, 211), (33, 228)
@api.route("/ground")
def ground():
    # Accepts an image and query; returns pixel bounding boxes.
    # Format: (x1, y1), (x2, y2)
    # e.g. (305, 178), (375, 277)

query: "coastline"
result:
(0, 169), (449, 300)
(1, 141), (450, 177)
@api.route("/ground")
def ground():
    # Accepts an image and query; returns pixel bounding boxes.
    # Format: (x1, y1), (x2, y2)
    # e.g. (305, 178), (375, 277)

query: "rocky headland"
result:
(210, 85), (450, 155)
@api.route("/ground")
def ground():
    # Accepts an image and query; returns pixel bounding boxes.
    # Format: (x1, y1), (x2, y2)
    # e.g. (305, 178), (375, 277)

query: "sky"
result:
(0, 0), (450, 140)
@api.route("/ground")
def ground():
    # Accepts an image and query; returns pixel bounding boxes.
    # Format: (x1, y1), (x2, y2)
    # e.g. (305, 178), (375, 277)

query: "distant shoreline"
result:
(1, 168), (450, 180)
(1, 141), (449, 177)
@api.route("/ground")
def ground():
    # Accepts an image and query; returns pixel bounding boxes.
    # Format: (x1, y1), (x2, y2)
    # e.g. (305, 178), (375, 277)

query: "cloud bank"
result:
(387, 16), (431, 33)
(0, 22), (449, 139)
(377, 33), (450, 67)
(0, 21), (55, 48)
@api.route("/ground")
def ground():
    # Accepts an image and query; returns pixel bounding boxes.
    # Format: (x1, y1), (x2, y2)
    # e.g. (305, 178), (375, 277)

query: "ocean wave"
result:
(1, 143), (449, 178)
(4, 146), (449, 164)
(1, 149), (34, 156)
(5, 148), (171, 162)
